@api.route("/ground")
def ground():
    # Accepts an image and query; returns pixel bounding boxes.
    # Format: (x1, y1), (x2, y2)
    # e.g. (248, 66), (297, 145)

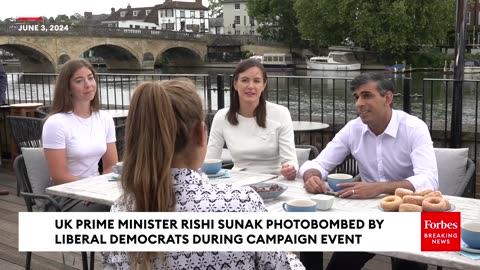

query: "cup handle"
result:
(282, 203), (288, 212)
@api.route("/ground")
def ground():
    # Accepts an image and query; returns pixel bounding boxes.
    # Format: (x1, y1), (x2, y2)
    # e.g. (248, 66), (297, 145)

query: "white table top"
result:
(45, 171), (480, 269)
(46, 170), (278, 206)
(263, 177), (480, 270)
(104, 109), (129, 119)
(292, 121), (329, 131)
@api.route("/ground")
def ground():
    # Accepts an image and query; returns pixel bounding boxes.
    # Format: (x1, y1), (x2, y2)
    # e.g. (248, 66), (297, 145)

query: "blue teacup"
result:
(112, 162), (123, 175)
(461, 222), (480, 249)
(202, 159), (222, 175)
(327, 173), (354, 192)
(282, 199), (317, 212)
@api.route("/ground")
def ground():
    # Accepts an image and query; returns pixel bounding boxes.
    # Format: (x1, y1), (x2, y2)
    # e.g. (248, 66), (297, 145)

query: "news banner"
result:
(18, 211), (462, 252)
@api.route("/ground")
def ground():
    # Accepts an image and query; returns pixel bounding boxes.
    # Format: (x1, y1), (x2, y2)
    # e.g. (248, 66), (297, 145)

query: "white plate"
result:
(377, 203), (455, 212)
(461, 241), (480, 254)
(207, 169), (228, 177)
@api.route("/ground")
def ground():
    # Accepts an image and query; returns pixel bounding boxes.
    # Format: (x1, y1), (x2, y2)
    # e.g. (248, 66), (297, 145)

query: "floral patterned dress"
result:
(103, 168), (305, 270)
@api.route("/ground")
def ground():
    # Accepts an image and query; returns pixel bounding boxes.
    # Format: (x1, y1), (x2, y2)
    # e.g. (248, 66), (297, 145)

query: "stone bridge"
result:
(0, 25), (288, 72)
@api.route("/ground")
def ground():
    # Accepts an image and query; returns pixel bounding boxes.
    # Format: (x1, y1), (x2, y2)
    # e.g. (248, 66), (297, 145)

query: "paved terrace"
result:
(0, 162), (460, 270)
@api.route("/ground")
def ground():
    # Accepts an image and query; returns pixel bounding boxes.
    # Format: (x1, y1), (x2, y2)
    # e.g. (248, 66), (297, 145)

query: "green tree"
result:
(295, 0), (455, 55)
(54, 14), (70, 23)
(208, 0), (224, 18)
(247, 0), (301, 50)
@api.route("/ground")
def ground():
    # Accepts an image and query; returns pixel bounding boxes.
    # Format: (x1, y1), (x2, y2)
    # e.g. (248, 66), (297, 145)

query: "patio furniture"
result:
(35, 105), (50, 118)
(434, 148), (475, 197)
(296, 144), (320, 167)
(334, 154), (359, 176)
(7, 116), (43, 195)
(115, 124), (126, 160)
(14, 152), (93, 270)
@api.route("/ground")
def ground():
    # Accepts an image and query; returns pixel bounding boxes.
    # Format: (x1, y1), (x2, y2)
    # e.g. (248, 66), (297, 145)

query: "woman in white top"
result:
(42, 58), (117, 212)
(206, 59), (298, 179)
(103, 79), (304, 269)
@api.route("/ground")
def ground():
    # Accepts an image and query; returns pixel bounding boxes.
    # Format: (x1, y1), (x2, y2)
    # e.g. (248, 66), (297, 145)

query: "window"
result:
(200, 22), (205, 31)
(166, 23), (174, 31)
(146, 10), (151, 15)
(180, 10), (185, 18)
(120, 11), (126, 17)
(200, 11), (204, 19)
(250, 16), (255, 26)
(191, 11), (195, 18)
(235, 3), (240, 10)
(249, 30), (255, 35)
(235, 16), (240, 24)
(160, 10), (164, 17)
(235, 30), (240, 35)
(167, 9), (173, 17)
(133, 11), (139, 16)
(244, 16), (246, 25)
(186, 24), (193, 30)
(467, 12), (471, 25)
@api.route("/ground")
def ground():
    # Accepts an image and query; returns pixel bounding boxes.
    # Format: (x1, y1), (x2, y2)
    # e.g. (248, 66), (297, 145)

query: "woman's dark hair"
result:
(226, 59), (268, 128)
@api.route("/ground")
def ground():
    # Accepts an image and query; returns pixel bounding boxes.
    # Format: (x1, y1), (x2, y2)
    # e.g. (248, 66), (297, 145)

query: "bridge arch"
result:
(156, 45), (204, 67)
(0, 41), (56, 72)
(80, 41), (143, 70)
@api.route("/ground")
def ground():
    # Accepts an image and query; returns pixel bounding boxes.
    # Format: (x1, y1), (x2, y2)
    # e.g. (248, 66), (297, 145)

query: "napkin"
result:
(208, 170), (231, 179)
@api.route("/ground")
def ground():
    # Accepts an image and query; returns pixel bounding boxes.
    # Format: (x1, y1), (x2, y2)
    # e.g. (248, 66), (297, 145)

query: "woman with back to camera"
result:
(42, 58), (117, 212)
(103, 79), (304, 269)
(206, 59), (298, 179)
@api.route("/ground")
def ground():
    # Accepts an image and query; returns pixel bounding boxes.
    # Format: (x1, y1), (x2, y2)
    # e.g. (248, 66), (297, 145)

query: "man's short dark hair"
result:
(350, 73), (394, 96)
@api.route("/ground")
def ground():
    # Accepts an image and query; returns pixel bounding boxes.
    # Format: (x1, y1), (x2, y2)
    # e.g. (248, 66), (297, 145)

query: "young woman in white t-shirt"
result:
(42, 58), (118, 212)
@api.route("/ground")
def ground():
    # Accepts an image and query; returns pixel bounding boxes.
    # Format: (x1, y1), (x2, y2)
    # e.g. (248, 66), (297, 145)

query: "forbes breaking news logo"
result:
(421, 212), (460, 251)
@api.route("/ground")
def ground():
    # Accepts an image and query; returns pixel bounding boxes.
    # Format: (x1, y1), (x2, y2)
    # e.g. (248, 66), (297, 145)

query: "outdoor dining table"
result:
(45, 171), (480, 269)
(292, 120), (329, 144)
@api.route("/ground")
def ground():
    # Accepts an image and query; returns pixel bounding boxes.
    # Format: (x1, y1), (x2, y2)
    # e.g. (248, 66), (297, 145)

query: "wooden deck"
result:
(0, 162), (456, 270)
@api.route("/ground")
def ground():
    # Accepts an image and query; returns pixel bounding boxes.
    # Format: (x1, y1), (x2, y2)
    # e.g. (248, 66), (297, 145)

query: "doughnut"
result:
(422, 197), (448, 212)
(394, 188), (414, 198)
(380, 195), (403, 212)
(402, 195), (424, 206)
(414, 188), (434, 196)
(424, 191), (443, 198)
(444, 199), (451, 210)
(399, 203), (423, 212)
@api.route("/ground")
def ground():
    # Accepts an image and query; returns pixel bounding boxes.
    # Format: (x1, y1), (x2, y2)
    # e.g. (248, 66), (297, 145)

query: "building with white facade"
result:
(152, 0), (209, 32)
(102, 0), (209, 32)
(223, 0), (258, 35)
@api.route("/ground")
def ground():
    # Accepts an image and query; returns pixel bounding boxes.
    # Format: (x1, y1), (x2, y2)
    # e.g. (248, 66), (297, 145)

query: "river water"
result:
(5, 65), (480, 125)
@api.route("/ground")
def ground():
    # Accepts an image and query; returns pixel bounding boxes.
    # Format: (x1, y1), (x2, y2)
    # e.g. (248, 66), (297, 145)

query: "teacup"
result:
(327, 173), (354, 192)
(310, 194), (334, 210)
(202, 159), (222, 175)
(282, 199), (317, 212)
(112, 162), (123, 175)
(461, 222), (480, 249)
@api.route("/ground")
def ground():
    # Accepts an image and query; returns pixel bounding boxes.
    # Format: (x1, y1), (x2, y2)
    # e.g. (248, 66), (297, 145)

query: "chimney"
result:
(111, 8), (115, 14)
(127, 4), (131, 9)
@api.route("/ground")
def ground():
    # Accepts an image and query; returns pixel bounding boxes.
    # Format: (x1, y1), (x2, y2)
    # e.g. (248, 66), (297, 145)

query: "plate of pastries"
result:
(379, 188), (454, 212)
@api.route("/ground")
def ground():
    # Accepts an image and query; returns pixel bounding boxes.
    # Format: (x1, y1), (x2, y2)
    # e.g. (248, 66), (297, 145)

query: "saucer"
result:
(207, 169), (227, 177)
(461, 241), (480, 254)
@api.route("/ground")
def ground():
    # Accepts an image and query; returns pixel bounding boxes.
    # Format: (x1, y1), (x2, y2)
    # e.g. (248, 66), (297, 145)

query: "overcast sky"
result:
(0, 0), (209, 20)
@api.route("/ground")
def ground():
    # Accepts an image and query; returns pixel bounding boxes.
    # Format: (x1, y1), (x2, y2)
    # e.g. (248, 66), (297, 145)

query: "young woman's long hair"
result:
(49, 58), (100, 115)
(121, 78), (204, 269)
(226, 58), (268, 127)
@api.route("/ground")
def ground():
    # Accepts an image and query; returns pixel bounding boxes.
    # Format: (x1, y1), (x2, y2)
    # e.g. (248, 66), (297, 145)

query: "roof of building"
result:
(154, 1), (208, 11)
(104, 6), (154, 22)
